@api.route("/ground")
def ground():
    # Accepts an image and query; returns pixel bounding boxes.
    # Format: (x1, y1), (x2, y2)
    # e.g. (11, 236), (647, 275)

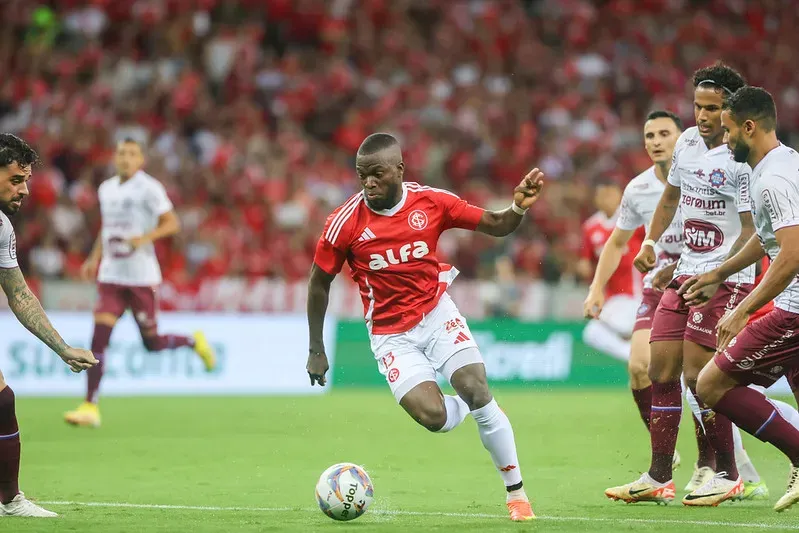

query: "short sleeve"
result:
(439, 191), (485, 231)
(666, 148), (681, 187)
(616, 188), (644, 231)
(313, 210), (352, 275)
(0, 226), (19, 269)
(760, 173), (799, 232)
(735, 167), (751, 213)
(146, 180), (174, 217)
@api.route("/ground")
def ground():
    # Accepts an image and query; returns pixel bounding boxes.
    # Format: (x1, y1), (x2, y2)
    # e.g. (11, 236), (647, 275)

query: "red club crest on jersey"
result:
(408, 210), (428, 231)
(388, 367), (400, 383)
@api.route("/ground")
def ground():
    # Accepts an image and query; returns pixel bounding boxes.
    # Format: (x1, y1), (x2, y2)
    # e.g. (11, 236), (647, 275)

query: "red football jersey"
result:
(749, 256), (774, 323)
(581, 211), (644, 298)
(314, 182), (485, 335)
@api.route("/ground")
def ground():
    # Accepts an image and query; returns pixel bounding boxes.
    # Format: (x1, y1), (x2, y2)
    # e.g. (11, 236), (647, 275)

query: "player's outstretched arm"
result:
(680, 234), (766, 305)
(584, 227), (635, 318)
(306, 264), (335, 386)
(634, 183), (680, 273)
(476, 168), (544, 237)
(0, 267), (97, 372)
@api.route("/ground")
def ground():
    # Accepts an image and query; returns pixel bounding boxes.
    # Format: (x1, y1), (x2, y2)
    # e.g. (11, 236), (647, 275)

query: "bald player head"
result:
(355, 133), (405, 210)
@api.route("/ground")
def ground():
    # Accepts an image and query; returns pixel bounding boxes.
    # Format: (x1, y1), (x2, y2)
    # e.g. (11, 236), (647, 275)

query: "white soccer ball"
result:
(315, 462), (374, 521)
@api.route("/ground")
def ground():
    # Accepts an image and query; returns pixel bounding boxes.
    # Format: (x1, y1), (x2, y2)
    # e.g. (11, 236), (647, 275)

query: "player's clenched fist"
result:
(59, 347), (98, 373)
(307, 351), (329, 386)
(583, 289), (604, 320)
(513, 168), (545, 211)
(633, 242), (657, 273)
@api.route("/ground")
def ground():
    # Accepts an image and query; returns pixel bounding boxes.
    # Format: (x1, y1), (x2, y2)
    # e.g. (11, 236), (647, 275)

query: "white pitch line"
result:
(39, 501), (799, 530)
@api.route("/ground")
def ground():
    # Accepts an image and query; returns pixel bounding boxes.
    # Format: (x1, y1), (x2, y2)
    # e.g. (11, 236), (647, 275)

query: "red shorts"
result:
(95, 283), (158, 329)
(715, 308), (799, 391)
(649, 275), (753, 350)
(633, 288), (663, 333)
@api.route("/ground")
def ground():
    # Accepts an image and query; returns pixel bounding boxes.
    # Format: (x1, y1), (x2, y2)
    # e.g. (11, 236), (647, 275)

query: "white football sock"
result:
(436, 395), (471, 433)
(471, 399), (523, 488)
(582, 320), (630, 362)
(772, 399), (799, 430)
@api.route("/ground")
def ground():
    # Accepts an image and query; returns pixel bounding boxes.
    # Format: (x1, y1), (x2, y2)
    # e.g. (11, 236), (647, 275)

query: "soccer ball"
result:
(315, 463), (374, 521)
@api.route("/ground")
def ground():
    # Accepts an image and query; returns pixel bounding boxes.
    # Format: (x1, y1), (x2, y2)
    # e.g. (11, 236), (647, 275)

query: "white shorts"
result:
(369, 293), (483, 402)
(599, 294), (640, 339)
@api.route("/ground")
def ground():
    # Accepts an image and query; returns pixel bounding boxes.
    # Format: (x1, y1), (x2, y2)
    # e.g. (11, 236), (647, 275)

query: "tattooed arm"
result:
(0, 267), (97, 371)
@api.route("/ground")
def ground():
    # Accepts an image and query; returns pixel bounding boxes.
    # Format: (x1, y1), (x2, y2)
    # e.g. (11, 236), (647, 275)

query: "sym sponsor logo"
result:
(683, 219), (724, 253)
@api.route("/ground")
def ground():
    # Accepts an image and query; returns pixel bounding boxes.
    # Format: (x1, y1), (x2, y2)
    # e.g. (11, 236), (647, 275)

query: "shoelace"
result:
(699, 471), (730, 492)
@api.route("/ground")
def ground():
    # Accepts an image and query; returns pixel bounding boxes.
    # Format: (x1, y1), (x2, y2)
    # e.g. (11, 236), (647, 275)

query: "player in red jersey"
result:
(0, 134), (97, 517)
(578, 181), (644, 362)
(306, 133), (543, 521)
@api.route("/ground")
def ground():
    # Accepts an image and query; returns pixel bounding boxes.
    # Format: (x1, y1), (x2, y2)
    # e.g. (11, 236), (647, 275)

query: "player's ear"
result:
(397, 161), (404, 178)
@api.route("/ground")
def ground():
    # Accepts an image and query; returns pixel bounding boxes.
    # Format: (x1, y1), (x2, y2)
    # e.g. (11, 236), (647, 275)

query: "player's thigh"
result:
(628, 329), (652, 389)
(129, 286), (159, 332)
(600, 295), (639, 339)
(696, 359), (740, 406)
(713, 309), (799, 393)
(446, 354), (491, 410)
(648, 285), (688, 382)
(371, 334), (438, 406)
(682, 340), (715, 388)
(94, 283), (126, 326)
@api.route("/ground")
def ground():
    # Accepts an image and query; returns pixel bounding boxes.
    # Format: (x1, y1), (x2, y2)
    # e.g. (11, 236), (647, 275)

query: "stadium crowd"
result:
(2, 0), (798, 295)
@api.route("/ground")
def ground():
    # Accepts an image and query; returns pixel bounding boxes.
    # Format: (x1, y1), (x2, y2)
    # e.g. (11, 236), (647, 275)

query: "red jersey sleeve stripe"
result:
(326, 194), (363, 245)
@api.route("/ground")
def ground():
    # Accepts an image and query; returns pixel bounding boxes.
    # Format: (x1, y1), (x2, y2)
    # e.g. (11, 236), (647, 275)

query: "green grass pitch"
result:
(8, 389), (799, 532)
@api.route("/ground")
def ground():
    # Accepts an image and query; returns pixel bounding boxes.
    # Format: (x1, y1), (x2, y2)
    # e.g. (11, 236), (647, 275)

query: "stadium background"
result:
(2, 1), (799, 531)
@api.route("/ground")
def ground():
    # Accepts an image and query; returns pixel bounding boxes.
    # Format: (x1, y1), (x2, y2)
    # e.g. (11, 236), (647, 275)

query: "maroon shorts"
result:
(633, 288), (663, 333)
(95, 283), (158, 329)
(649, 275), (753, 350)
(715, 308), (799, 391)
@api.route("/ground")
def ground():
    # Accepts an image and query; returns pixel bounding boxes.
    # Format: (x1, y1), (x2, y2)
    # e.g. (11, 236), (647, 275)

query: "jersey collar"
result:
(365, 183), (408, 216)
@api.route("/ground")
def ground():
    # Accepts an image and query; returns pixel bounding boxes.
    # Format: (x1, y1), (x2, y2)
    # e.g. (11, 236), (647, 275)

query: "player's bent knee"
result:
(448, 359), (491, 410)
(696, 361), (735, 407)
(142, 336), (159, 352)
(399, 381), (447, 432)
(94, 312), (119, 327)
(0, 369), (5, 391)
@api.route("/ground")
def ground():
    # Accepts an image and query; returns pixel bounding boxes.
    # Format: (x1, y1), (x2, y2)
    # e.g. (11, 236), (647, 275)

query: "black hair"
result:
(725, 86), (777, 132)
(645, 110), (683, 131)
(692, 61), (747, 96)
(0, 133), (40, 168)
(357, 133), (400, 156)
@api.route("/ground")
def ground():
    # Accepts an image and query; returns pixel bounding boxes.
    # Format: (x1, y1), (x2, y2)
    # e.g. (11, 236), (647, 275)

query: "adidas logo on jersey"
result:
(358, 227), (376, 242)
(368, 241), (430, 270)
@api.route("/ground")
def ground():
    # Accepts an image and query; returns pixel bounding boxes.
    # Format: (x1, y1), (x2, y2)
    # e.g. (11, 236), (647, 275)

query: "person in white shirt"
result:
(680, 86), (799, 513)
(64, 139), (216, 428)
(606, 62), (754, 506)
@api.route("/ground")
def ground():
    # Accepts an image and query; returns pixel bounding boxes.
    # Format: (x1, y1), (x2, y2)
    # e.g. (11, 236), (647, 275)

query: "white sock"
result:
(772, 399), (799, 430)
(583, 320), (630, 362)
(684, 384), (705, 429)
(471, 399), (523, 488)
(436, 395), (471, 433)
